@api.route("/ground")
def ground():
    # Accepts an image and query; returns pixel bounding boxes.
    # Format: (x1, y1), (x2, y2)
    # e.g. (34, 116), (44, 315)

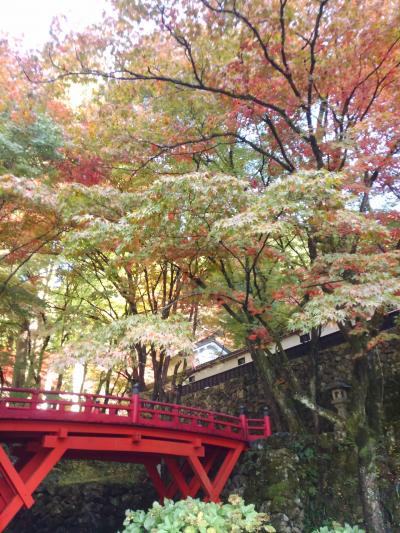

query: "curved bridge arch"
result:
(0, 387), (271, 531)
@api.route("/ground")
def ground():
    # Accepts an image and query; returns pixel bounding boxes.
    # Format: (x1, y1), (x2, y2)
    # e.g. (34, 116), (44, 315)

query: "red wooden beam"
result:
(212, 444), (244, 496)
(187, 454), (219, 502)
(164, 457), (191, 499)
(0, 441), (67, 531)
(38, 435), (205, 458)
(143, 461), (168, 500)
(0, 446), (34, 508)
(166, 447), (221, 499)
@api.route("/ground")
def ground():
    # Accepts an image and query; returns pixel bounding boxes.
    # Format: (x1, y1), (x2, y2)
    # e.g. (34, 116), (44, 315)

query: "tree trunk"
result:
(12, 322), (30, 387)
(104, 369), (111, 395)
(358, 437), (386, 533)
(55, 373), (63, 390)
(309, 327), (321, 433)
(169, 358), (187, 404)
(350, 348), (387, 533)
(133, 344), (147, 392)
(250, 345), (304, 433)
(26, 334), (50, 388)
(79, 362), (88, 394)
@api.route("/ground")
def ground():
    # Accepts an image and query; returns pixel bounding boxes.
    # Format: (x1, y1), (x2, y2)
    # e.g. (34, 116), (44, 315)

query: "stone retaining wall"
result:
(6, 463), (156, 533)
(182, 340), (400, 427)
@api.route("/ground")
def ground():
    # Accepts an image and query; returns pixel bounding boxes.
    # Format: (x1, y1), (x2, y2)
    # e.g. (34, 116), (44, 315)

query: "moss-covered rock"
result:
(224, 437), (304, 533)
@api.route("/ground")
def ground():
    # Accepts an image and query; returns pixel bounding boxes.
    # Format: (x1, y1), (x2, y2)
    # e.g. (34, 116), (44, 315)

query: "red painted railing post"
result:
(239, 405), (248, 440)
(172, 405), (178, 427)
(263, 406), (272, 437)
(131, 383), (140, 424)
(31, 390), (40, 411)
(85, 395), (93, 414)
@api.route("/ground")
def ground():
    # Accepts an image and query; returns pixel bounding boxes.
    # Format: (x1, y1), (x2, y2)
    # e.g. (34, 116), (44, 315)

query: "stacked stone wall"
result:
(182, 340), (400, 424)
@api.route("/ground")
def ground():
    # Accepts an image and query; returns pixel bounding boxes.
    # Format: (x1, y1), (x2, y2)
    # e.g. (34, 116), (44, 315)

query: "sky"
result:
(0, 0), (109, 50)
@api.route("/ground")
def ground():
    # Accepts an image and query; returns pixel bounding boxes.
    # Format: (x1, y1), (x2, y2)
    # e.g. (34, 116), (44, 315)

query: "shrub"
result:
(312, 523), (365, 533)
(120, 494), (275, 532)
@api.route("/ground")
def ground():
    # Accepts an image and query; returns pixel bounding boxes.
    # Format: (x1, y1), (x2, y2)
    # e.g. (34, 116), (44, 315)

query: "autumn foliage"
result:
(1, 2), (400, 529)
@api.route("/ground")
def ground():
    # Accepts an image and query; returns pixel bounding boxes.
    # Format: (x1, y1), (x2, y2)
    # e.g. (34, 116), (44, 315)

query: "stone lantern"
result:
(326, 380), (351, 418)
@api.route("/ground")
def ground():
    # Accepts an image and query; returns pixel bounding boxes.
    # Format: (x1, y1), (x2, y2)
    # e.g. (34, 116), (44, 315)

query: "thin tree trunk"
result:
(12, 322), (30, 387)
(134, 343), (147, 391)
(309, 327), (321, 433)
(151, 348), (159, 400)
(55, 373), (63, 390)
(171, 358), (187, 404)
(79, 362), (88, 394)
(26, 334), (50, 387)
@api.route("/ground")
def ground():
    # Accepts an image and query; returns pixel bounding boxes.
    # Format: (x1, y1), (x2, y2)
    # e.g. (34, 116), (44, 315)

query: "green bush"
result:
(120, 495), (275, 533)
(311, 523), (365, 533)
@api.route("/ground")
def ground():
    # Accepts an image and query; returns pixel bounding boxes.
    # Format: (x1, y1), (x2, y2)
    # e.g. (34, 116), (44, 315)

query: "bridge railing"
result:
(0, 386), (271, 442)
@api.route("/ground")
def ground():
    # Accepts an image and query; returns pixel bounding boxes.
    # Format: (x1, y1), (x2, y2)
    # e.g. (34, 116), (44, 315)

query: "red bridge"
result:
(0, 386), (271, 531)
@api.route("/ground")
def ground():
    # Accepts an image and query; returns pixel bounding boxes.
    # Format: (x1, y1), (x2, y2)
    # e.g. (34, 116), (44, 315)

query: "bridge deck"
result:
(0, 387), (271, 531)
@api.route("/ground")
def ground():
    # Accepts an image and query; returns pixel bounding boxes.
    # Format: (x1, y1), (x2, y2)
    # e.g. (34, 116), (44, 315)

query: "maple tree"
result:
(31, 0), (400, 190)
(1, 2), (399, 529)
(8, 163), (396, 529)
(0, 40), (66, 388)
(124, 168), (399, 532)
(0, 172), (196, 399)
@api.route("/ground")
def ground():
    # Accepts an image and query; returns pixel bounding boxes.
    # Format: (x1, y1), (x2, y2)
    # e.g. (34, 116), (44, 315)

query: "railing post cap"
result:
(132, 383), (140, 396)
(239, 405), (246, 415)
(263, 406), (270, 416)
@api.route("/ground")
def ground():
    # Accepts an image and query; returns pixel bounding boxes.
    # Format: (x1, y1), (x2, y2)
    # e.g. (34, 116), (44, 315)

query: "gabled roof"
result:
(194, 335), (230, 353)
